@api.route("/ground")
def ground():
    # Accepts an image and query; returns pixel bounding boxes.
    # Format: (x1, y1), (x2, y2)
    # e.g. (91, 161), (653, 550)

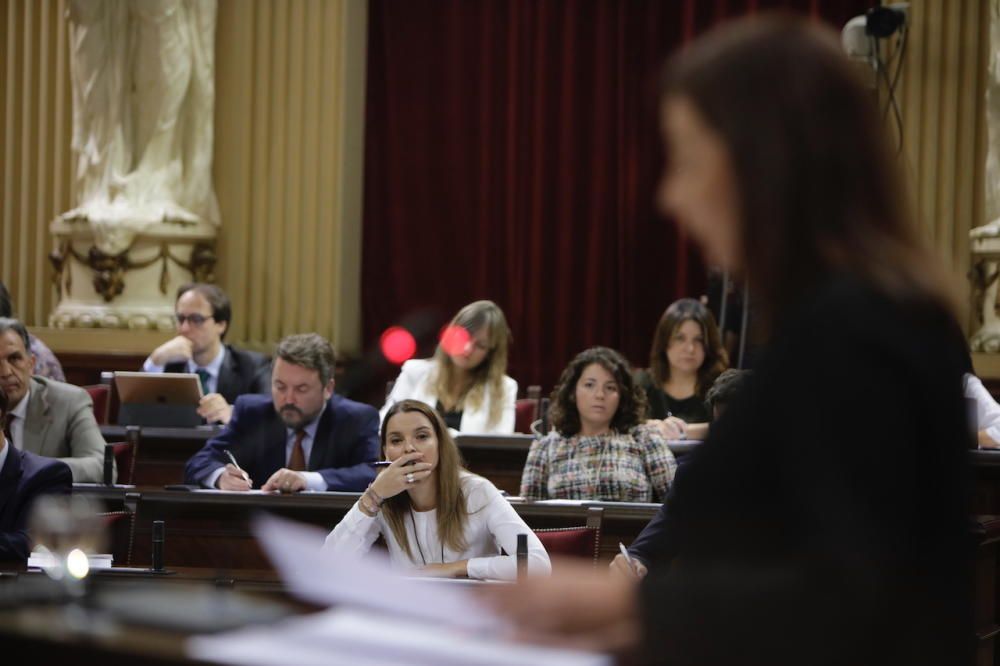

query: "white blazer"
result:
(380, 358), (518, 434)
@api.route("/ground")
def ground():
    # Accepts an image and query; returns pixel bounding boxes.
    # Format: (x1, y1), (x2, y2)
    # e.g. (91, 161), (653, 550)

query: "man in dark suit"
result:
(184, 333), (378, 492)
(142, 283), (269, 425)
(0, 387), (72, 562)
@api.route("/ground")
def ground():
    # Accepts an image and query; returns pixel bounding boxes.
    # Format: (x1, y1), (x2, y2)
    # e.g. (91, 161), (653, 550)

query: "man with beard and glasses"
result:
(184, 334), (379, 492)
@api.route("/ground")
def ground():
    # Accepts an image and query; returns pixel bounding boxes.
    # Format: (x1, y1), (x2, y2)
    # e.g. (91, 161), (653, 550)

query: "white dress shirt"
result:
(0, 438), (9, 472)
(324, 472), (551, 580)
(965, 373), (1000, 445)
(143, 345), (226, 395)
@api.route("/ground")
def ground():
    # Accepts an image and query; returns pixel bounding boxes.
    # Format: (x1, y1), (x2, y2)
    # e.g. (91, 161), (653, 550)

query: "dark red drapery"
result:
(361, 0), (871, 393)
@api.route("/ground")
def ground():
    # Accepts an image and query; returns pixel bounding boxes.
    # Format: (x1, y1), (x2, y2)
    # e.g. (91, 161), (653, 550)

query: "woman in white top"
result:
(325, 399), (550, 580)
(380, 300), (518, 434)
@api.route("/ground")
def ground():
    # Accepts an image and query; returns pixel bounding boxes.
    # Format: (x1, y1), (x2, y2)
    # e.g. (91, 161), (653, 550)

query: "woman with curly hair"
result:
(519, 347), (676, 502)
(636, 298), (728, 440)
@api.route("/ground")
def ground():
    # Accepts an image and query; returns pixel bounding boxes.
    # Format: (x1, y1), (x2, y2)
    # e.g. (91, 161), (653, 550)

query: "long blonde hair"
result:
(380, 400), (469, 558)
(432, 300), (511, 428)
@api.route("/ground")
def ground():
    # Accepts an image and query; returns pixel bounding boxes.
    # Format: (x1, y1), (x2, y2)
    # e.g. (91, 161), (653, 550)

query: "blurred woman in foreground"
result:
(489, 15), (971, 666)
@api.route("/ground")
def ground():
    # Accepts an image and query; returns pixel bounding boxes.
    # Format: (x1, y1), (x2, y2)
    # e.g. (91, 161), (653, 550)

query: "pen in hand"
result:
(619, 542), (639, 577)
(224, 450), (252, 486)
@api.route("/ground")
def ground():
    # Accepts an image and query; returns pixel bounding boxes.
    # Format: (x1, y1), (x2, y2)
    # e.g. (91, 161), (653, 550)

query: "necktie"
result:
(2, 413), (13, 445)
(195, 368), (210, 395)
(288, 429), (307, 471)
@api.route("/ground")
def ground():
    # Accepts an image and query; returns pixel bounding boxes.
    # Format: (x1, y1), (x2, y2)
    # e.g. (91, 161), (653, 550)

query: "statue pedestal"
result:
(48, 219), (217, 331)
(970, 232), (1000, 352)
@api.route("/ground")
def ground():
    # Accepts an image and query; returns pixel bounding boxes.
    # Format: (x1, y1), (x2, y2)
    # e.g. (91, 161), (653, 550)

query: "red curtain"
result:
(361, 0), (871, 392)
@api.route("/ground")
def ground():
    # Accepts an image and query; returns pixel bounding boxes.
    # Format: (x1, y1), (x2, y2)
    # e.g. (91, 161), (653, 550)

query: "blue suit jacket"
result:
(184, 394), (379, 491)
(0, 447), (72, 562)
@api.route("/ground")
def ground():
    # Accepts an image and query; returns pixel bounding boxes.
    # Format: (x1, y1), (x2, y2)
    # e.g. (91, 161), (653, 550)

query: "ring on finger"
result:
(406, 472), (415, 484)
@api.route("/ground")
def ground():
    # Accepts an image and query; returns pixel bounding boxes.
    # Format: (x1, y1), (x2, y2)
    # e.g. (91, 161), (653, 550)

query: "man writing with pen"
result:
(183, 334), (379, 493)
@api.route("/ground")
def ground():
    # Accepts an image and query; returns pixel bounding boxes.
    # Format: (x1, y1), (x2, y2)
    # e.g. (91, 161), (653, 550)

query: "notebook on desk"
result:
(114, 371), (203, 427)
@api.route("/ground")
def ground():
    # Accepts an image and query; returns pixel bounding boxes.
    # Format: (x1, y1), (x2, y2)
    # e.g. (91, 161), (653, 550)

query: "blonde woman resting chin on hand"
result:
(325, 399), (550, 580)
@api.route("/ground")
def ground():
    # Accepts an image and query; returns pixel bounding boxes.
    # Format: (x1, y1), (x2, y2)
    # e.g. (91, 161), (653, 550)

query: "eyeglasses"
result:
(175, 313), (214, 327)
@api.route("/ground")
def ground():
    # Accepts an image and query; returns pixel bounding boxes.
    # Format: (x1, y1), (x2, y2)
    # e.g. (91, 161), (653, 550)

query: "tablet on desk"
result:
(114, 371), (204, 427)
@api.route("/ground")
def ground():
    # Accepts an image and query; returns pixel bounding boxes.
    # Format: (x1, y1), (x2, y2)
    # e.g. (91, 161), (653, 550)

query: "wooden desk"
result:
(75, 485), (659, 570)
(100, 425), (703, 493)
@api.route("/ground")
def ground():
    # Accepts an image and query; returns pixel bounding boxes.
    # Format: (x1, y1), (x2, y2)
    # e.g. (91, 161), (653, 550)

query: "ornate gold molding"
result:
(49, 241), (217, 303)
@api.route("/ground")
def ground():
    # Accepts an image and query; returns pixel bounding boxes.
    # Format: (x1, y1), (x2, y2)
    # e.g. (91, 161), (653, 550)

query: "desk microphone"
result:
(152, 520), (165, 572)
(103, 444), (114, 486)
(516, 533), (528, 581)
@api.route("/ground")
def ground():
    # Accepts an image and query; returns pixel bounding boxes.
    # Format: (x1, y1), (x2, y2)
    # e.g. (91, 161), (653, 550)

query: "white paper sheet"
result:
(188, 606), (612, 666)
(250, 514), (501, 631)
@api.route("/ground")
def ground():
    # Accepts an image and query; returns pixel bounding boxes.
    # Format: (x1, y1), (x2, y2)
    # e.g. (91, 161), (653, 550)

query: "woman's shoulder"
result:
(460, 471), (504, 503)
(400, 358), (437, 377)
(629, 422), (667, 444)
(500, 374), (518, 393)
(536, 430), (570, 447)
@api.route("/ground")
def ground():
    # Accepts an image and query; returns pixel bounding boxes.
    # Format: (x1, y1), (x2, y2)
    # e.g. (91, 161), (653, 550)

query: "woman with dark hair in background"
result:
(520, 346), (676, 503)
(636, 298), (728, 441)
(491, 15), (971, 666)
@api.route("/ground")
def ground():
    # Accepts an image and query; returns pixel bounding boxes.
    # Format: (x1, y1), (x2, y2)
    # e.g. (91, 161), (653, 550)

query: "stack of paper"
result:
(186, 514), (611, 666)
(28, 550), (113, 570)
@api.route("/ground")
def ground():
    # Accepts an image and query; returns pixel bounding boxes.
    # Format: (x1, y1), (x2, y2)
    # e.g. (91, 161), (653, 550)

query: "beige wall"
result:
(0, 0), (989, 353)
(0, 0), (368, 354)
(899, 0), (989, 327)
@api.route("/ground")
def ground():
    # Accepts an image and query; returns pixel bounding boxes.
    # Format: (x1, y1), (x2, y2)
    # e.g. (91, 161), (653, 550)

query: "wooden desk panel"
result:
(77, 486), (659, 570)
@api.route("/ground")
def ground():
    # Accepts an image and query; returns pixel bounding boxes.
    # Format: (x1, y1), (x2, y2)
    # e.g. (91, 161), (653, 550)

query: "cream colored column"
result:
(213, 0), (368, 356)
(898, 0), (989, 326)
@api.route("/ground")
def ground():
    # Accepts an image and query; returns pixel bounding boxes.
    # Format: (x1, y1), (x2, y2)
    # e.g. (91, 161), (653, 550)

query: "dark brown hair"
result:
(649, 298), (728, 396)
(549, 347), (647, 437)
(275, 333), (337, 386)
(660, 15), (954, 330)
(177, 283), (232, 339)
(379, 399), (469, 558)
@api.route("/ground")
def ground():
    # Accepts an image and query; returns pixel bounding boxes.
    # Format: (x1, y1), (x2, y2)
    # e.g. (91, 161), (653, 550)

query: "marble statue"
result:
(62, 0), (219, 255)
(970, 0), (1000, 352)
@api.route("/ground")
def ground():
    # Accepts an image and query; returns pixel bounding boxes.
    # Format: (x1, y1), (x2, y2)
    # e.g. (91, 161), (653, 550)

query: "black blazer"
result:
(637, 276), (972, 666)
(184, 393), (379, 491)
(164, 344), (270, 404)
(0, 447), (72, 562)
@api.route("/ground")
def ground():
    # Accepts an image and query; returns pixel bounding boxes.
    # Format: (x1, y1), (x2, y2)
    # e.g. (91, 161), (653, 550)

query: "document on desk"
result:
(250, 513), (499, 631)
(188, 606), (612, 666)
(190, 489), (277, 495)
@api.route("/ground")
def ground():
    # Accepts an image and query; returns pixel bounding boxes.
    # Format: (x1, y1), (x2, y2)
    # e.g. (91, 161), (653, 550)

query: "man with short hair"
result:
(0, 281), (64, 382)
(143, 283), (269, 425)
(184, 333), (378, 493)
(0, 318), (108, 483)
(0, 386), (72, 562)
(705, 369), (750, 420)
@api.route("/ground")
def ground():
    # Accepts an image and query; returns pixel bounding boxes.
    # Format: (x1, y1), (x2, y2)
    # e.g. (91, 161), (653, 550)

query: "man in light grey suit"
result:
(0, 318), (109, 483)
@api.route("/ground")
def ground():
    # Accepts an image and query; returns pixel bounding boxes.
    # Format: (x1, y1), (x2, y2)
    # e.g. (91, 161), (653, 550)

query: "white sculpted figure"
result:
(970, 2), (1000, 351)
(63, 0), (219, 255)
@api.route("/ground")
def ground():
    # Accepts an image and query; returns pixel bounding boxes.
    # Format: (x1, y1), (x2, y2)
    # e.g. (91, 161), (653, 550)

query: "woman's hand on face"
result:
(370, 451), (434, 499)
